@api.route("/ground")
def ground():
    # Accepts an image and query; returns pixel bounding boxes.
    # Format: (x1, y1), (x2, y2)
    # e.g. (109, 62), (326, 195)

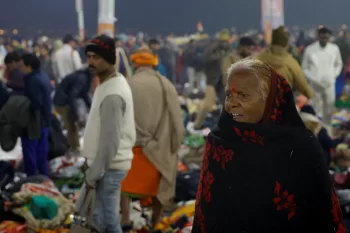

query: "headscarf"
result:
(130, 46), (159, 67)
(192, 67), (344, 232)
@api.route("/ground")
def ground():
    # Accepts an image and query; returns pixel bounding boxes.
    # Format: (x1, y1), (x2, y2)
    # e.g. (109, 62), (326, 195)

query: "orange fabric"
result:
(130, 51), (159, 67)
(121, 146), (160, 196)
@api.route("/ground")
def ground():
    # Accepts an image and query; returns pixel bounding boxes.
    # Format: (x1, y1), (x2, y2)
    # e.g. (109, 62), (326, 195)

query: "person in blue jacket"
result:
(20, 53), (53, 176)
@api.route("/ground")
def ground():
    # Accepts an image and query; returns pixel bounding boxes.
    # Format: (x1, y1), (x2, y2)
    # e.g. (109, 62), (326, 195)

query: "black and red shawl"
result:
(192, 69), (346, 233)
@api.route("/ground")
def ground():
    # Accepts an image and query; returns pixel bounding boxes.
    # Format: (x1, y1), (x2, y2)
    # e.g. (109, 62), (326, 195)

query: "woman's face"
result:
(225, 71), (267, 123)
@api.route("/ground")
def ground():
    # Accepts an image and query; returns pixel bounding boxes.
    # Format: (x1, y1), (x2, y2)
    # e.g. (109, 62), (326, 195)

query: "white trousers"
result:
(187, 67), (206, 91)
(309, 84), (335, 125)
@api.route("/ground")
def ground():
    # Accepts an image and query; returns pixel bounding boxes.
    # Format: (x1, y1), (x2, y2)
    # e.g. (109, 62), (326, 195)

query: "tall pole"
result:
(261, 0), (272, 44)
(75, 0), (85, 41)
(98, 0), (116, 37)
(261, 0), (284, 45)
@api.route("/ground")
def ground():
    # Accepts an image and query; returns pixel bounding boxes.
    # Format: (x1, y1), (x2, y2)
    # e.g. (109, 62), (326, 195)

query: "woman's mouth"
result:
(231, 113), (243, 119)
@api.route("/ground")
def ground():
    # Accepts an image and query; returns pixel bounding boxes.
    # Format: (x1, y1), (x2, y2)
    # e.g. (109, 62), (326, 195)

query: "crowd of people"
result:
(0, 24), (349, 232)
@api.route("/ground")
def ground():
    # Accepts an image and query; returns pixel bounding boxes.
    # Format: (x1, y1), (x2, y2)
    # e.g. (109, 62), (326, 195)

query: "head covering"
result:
(85, 35), (116, 65)
(130, 46), (159, 67)
(272, 26), (289, 47)
(191, 63), (337, 232)
(218, 29), (230, 41)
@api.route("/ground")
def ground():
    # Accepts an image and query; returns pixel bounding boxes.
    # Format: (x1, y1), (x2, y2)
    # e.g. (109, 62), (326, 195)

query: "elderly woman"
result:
(192, 58), (345, 233)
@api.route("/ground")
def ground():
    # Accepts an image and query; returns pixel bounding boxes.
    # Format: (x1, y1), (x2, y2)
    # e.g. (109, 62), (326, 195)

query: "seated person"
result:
(300, 105), (333, 166)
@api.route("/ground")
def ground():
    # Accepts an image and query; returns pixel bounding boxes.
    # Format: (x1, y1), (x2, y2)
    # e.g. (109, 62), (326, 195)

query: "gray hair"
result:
(226, 58), (271, 101)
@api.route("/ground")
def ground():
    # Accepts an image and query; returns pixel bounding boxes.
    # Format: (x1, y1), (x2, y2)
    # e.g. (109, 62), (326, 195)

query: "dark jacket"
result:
(317, 127), (333, 166)
(182, 45), (205, 71)
(0, 96), (41, 151)
(39, 56), (56, 82)
(7, 68), (25, 94)
(53, 68), (92, 121)
(48, 114), (68, 161)
(203, 40), (231, 85)
(0, 81), (9, 110)
(24, 70), (53, 127)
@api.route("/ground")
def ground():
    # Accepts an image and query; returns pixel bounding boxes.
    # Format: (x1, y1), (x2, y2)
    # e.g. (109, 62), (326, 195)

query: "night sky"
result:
(0, 0), (349, 36)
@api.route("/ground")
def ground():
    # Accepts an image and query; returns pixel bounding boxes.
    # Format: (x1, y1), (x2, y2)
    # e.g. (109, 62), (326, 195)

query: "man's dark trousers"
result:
(21, 127), (49, 176)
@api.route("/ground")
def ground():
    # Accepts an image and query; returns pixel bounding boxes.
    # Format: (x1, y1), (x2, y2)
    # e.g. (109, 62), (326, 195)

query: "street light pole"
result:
(75, 0), (85, 41)
(98, 0), (116, 37)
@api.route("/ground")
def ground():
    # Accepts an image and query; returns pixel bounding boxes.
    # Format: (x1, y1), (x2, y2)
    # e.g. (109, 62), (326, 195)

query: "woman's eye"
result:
(238, 92), (247, 98)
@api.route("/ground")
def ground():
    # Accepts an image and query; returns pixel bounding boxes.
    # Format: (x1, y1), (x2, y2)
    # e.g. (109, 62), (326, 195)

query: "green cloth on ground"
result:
(184, 134), (205, 148)
(53, 172), (85, 190)
(29, 195), (58, 220)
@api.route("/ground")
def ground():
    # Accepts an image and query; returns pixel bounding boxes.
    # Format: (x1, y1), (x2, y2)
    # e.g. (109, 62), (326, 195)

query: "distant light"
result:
(318, 25), (324, 29)
(12, 29), (18, 35)
(0, 30), (4, 35)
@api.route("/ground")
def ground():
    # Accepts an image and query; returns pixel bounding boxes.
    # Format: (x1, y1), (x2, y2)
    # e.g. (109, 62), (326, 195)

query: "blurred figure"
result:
(222, 36), (255, 85)
(121, 46), (184, 227)
(78, 39), (89, 63)
(257, 26), (313, 98)
(182, 39), (206, 91)
(39, 45), (55, 85)
(194, 29), (232, 129)
(149, 38), (167, 77)
(335, 28), (350, 72)
(0, 80), (9, 110)
(0, 37), (7, 57)
(302, 27), (343, 125)
(53, 68), (92, 152)
(4, 52), (25, 94)
(0, 51), (5, 82)
(158, 36), (178, 84)
(115, 38), (132, 77)
(52, 34), (82, 83)
(300, 105), (333, 166)
(20, 53), (53, 176)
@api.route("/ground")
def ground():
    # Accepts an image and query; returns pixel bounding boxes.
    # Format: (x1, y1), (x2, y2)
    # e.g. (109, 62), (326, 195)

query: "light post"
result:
(75, 0), (85, 41)
(98, 0), (116, 37)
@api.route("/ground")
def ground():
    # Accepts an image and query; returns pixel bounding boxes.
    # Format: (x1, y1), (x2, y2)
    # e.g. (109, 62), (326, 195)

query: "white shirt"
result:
(302, 42), (343, 88)
(52, 44), (82, 83)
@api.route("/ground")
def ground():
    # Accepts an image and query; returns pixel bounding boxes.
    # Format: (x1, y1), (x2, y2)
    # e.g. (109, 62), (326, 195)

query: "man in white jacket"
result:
(302, 27), (343, 125)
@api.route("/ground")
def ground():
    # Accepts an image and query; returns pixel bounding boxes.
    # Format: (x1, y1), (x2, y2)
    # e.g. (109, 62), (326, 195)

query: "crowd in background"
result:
(0, 24), (350, 232)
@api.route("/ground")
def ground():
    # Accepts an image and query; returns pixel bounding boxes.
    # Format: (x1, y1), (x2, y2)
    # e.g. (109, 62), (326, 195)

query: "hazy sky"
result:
(0, 0), (349, 35)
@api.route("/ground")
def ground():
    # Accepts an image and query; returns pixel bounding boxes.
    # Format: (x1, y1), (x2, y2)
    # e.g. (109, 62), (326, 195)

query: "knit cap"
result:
(85, 35), (116, 65)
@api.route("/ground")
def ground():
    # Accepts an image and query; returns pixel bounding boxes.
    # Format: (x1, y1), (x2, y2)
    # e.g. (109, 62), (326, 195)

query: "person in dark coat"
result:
(300, 105), (333, 166)
(20, 53), (53, 177)
(4, 52), (25, 94)
(48, 113), (68, 161)
(0, 80), (9, 109)
(39, 45), (56, 85)
(53, 67), (92, 152)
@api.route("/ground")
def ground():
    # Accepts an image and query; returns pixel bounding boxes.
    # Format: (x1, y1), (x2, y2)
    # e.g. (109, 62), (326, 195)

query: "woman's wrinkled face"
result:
(225, 71), (267, 123)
